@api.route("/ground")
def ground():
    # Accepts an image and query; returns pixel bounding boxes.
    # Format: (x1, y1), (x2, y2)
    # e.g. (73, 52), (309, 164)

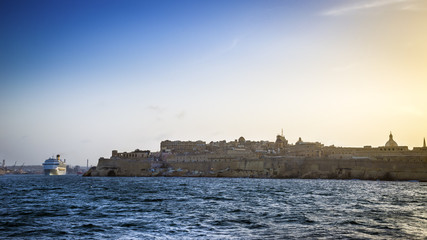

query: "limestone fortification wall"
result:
(86, 155), (427, 181)
(90, 158), (152, 177)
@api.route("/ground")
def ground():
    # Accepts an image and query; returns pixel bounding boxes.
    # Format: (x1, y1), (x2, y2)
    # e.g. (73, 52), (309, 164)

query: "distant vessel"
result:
(43, 155), (67, 175)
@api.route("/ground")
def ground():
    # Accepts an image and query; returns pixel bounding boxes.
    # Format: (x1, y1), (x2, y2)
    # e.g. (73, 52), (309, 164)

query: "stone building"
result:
(322, 132), (426, 158)
(378, 132), (408, 152)
(160, 140), (207, 154)
(274, 129), (288, 153)
(413, 138), (427, 152)
(288, 137), (323, 157)
(207, 140), (227, 153)
(111, 149), (150, 159)
(110, 132), (426, 163)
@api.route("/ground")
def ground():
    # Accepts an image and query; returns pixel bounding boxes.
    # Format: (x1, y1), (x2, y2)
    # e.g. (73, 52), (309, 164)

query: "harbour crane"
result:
(18, 163), (25, 173)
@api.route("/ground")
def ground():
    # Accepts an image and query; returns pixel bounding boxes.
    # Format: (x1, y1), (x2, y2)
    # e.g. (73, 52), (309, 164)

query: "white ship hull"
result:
(43, 155), (67, 176)
(44, 167), (67, 176)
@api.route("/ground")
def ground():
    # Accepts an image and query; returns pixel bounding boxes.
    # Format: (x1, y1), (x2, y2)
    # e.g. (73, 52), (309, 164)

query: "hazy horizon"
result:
(1, 0), (426, 166)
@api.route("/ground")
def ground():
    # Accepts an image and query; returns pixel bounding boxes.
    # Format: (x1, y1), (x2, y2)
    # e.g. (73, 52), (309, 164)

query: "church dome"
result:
(385, 132), (398, 147)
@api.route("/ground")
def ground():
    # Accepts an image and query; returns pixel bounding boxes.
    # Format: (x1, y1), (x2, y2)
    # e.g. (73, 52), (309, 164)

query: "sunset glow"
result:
(1, 0), (426, 166)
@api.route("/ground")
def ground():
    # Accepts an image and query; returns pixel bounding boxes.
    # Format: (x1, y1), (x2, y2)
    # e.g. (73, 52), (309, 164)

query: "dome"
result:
(385, 132), (398, 147)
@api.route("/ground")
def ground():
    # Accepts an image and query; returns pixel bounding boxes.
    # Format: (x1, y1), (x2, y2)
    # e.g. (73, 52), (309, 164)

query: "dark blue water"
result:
(1, 175), (426, 239)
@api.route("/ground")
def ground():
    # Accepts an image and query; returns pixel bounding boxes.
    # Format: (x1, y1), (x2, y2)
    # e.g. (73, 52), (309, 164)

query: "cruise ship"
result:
(43, 154), (67, 175)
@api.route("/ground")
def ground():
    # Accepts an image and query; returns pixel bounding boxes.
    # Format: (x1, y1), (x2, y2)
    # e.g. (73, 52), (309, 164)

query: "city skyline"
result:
(1, 0), (426, 166)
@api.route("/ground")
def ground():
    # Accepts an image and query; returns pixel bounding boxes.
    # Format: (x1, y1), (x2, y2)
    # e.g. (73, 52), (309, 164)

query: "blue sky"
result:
(1, 0), (426, 166)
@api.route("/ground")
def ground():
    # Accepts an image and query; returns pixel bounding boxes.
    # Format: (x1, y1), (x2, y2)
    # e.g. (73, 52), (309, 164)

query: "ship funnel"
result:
(56, 154), (60, 161)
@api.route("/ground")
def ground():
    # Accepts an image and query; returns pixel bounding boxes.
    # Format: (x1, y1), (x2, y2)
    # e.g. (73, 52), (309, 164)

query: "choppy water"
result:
(1, 175), (426, 239)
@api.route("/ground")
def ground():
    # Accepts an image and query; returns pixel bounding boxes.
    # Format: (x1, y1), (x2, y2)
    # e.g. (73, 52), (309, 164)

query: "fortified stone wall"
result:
(91, 158), (152, 177)
(87, 156), (427, 181)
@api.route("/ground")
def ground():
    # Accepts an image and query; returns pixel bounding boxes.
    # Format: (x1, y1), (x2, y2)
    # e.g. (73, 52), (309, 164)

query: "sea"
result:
(1, 175), (426, 240)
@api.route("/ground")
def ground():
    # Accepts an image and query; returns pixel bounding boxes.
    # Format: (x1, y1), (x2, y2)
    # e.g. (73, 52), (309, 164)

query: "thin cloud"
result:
(193, 37), (243, 65)
(400, 3), (423, 11)
(322, 0), (411, 16)
(147, 105), (166, 121)
(176, 111), (186, 119)
(147, 105), (165, 113)
(223, 38), (241, 53)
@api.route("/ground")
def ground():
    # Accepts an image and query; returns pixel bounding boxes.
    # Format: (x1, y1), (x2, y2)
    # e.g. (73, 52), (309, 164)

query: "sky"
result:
(1, 0), (426, 166)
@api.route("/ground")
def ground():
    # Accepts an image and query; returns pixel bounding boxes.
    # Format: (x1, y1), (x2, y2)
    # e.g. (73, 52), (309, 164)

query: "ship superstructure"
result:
(43, 154), (66, 175)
